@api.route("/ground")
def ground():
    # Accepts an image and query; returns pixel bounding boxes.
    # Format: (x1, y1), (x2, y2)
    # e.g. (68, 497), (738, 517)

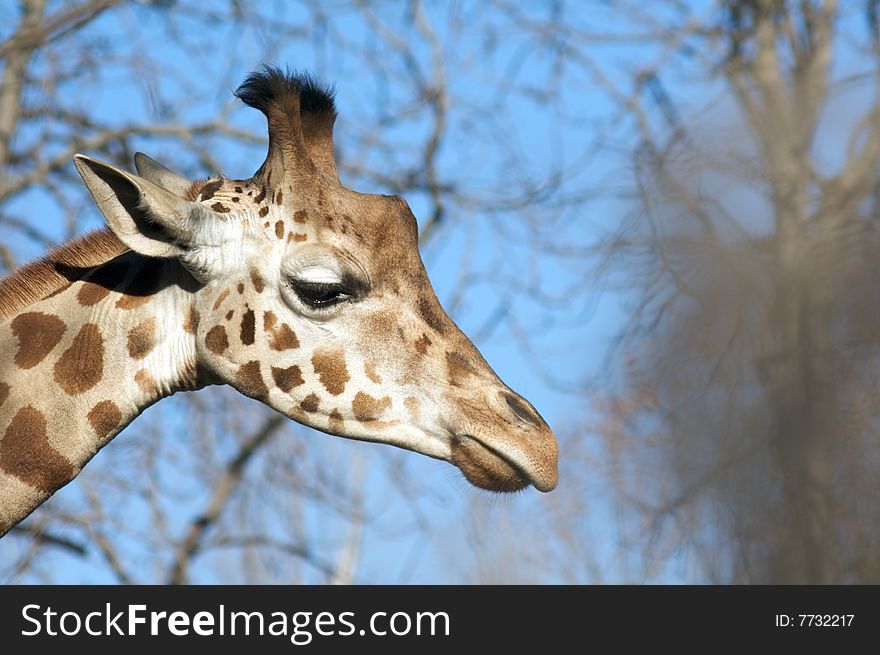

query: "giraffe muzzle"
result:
(443, 385), (559, 492)
(450, 394), (559, 494)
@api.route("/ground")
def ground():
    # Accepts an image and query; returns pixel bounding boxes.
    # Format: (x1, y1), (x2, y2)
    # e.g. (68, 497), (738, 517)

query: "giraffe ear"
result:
(133, 152), (192, 197)
(74, 154), (200, 258)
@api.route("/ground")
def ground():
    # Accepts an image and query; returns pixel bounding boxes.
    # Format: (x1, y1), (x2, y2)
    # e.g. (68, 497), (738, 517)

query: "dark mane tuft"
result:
(234, 65), (336, 118)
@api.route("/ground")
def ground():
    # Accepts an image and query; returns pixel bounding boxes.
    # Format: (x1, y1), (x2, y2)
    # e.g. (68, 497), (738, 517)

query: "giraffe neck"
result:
(0, 252), (203, 535)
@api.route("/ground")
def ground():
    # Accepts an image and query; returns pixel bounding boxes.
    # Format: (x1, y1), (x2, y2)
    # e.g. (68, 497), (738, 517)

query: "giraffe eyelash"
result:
(286, 278), (353, 309)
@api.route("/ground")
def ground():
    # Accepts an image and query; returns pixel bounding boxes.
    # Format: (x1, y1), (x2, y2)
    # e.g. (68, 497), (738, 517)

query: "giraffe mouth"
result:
(450, 434), (532, 493)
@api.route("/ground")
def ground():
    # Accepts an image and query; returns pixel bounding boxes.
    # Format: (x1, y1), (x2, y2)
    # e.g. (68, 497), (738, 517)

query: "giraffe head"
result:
(73, 67), (558, 493)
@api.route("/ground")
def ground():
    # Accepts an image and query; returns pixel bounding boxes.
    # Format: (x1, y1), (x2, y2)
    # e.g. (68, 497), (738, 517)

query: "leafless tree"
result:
(579, 0), (880, 583)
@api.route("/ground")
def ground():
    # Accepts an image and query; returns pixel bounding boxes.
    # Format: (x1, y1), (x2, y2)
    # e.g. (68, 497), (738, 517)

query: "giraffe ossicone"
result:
(0, 67), (558, 537)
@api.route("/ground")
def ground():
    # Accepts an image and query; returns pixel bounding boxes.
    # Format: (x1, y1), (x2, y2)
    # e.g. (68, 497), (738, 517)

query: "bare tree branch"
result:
(0, 0), (46, 168)
(8, 523), (88, 556)
(0, 0), (119, 60)
(167, 414), (285, 585)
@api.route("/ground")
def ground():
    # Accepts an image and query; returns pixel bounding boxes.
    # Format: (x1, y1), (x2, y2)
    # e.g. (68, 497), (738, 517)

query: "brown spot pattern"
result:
(77, 281), (111, 306)
(418, 298), (447, 333)
(183, 307), (200, 334)
(0, 406), (73, 491)
(205, 325), (229, 354)
(271, 365), (304, 392)
(293, 210), (307, 224)
(270, 323), (299, 351)
(254, 187), (267, 203)
(211, 202), (230, 213)
(226, 310), (234, 321)
(53, 323), (104, 395)
(415, 333), (432, 356)
(365, 310), (396, 336)
(275, 190), (283, 205)
(274, 220), (285, 239)
(250, 268), (265, 293)
(259, 206), (269, 217)
(311, 349), (350, 396)
(404, 396), (420, 422)
(236, 361), (268, 400)
(212, 288), (230, 310)
(263, 311), (277, 332)
(237, 282), (245, 294)
(0, 382), (9, 406)
(135, 369), (158, 396)
(240, 309), (256, 345)
(364, 361), (382, 384)
(329, 409), (343, 433)
(87, 400), (122, 442)
(300, 393), (320, 413)
(446, 351), (476, 387)
(352, 391), (392, 422)
(290, 233), (307, 242)
(11, 312), (66, 369)
(127, 318), (156, 359)
(199, 179), (223, 201)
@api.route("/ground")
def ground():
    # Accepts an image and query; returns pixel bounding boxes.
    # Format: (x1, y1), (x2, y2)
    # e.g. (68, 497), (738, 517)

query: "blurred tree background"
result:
(2, 0), (878, 584)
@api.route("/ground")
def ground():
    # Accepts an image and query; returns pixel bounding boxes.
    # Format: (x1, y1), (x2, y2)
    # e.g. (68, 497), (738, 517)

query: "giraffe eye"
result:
(289, 280), (352, 308)
(283, 261), (368, 314)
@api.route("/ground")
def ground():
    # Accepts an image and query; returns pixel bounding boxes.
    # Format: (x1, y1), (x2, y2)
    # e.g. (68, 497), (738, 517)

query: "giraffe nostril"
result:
(504, 392), (544, 428)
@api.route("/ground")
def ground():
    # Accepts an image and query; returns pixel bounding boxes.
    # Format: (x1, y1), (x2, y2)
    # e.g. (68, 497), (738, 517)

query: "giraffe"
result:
(0, 67), (558, 537)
